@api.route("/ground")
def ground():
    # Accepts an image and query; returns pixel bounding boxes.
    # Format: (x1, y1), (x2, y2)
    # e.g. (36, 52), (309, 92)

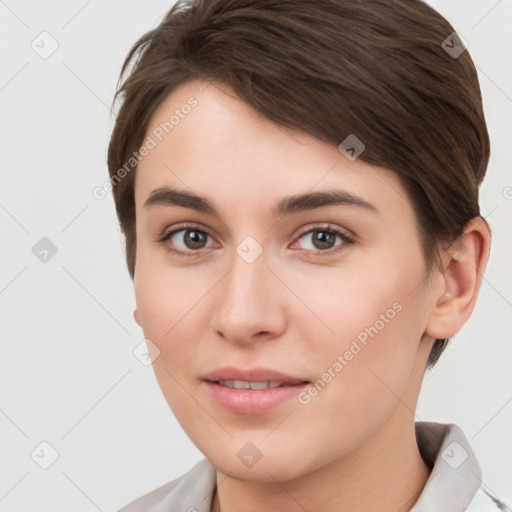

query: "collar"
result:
(410, 421), (482, 511)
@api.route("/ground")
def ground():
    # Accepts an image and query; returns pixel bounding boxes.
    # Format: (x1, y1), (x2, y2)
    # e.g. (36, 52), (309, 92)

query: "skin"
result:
(132, 78), (490, 512)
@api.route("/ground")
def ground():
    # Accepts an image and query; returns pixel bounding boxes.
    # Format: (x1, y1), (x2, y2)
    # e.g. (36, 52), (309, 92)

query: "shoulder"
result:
(116, 458), (217, 512)
(465, 486), (511, 512)
(116, 476), (183, 512)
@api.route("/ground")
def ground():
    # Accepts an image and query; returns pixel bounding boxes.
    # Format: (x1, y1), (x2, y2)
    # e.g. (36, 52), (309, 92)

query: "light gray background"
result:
(0, 1), (511, 511)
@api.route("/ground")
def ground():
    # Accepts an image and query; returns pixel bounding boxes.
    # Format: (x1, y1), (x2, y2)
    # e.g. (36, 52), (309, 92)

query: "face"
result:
(132, 79), (440, 482)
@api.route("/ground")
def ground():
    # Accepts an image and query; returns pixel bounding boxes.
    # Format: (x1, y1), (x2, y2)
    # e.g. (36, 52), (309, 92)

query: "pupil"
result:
(185, 230), (206, 249)
(314, 231), (334, 250)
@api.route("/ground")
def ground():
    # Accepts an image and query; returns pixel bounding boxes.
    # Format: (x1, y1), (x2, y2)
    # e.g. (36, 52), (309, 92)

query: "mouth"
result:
(201, 366), (309, 386)
(201, 368), (311, 415)
(203, 380), (310, 415)
(210, 379), (308, 390)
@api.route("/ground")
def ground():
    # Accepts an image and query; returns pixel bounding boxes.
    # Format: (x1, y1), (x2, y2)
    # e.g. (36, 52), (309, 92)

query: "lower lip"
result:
(203, 381), (309, 415)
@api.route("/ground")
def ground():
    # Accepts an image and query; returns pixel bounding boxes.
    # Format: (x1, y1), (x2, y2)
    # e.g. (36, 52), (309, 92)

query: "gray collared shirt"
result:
(117, 422), (509, 512)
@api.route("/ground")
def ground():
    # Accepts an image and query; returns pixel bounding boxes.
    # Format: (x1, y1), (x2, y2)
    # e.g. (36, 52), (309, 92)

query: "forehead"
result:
(134, 79), (411, 221)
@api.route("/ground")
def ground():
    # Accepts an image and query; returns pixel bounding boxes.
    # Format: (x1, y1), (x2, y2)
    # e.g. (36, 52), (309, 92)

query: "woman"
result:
(107, 0), (508, 510)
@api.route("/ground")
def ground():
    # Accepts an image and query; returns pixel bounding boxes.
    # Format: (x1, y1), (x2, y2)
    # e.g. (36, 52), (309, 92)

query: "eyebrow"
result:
(143, 186), (379, 217)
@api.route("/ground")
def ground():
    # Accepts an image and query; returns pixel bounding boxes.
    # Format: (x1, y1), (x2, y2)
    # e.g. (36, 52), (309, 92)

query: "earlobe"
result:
(425, 217), (491, 339)
(134, 308), (142, 327)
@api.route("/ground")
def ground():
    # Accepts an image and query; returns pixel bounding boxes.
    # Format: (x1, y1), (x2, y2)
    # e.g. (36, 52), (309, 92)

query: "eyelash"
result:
(155, 222), (356, 259)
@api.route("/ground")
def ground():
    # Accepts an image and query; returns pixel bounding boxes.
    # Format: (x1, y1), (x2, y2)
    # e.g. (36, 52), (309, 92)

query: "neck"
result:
(210, 416), (432, 512)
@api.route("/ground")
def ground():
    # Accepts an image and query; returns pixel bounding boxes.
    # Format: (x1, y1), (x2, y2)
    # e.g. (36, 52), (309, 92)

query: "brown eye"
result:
(157, 222), (355, 259)
(299, 229), (338, 250)
(293, 225), (354, 256)
(157, 224), (215, 257)
(172, 229), (209, 250)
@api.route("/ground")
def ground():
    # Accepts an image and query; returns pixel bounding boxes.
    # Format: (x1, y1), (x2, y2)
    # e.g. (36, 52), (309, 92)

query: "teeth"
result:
(217, 380), (284, 390)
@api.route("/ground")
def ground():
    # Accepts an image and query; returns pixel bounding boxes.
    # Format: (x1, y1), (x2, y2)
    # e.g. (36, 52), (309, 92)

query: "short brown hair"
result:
(107, 0), (490, 370)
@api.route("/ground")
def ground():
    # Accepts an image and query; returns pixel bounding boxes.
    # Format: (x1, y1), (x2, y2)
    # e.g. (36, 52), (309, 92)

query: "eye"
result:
(156, 222), (355, 258)
(292, 224), (355, 257)
(156, 223), (216, 258)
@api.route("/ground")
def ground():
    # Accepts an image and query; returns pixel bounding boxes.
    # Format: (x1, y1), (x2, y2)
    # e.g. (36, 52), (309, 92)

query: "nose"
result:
(210, 243), (287, 345)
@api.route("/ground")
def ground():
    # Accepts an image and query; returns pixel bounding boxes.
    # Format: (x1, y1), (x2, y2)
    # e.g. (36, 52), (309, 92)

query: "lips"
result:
(202, 366), (309, 386)
(203, 375), (310, 415)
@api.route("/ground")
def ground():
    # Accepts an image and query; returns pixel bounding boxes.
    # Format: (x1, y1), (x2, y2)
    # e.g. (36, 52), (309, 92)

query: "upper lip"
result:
(202, 366), (309, 385)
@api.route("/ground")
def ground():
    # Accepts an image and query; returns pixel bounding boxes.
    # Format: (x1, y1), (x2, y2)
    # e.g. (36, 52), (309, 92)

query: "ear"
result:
(134, 308), (142, 328)
(425, 217), (491, 339)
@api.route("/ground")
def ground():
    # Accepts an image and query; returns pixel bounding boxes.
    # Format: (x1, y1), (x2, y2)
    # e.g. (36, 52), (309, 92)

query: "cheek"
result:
(133, 270), (205, 416)
(133, 252), (218, 386)
(291, 252), (427, 394)
(289, 284), (424, 456)
(135, 275), (199, 352)
(134, 240), (197, 331)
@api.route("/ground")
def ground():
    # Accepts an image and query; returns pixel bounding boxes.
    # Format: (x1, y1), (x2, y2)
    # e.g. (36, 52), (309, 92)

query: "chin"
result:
(205, 446), (312, 483)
